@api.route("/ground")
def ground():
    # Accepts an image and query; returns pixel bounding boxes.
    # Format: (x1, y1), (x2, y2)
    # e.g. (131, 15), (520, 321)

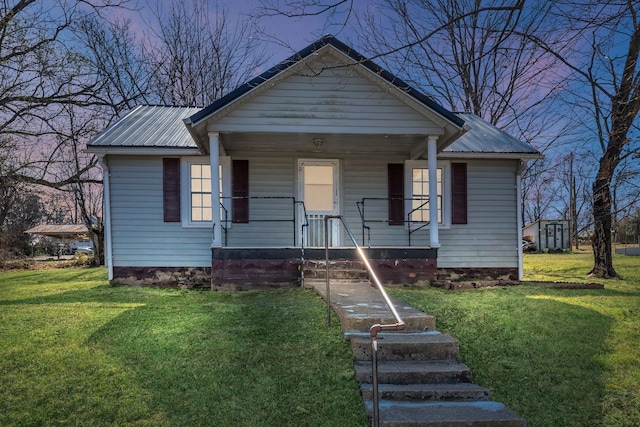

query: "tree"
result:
(527, 1), (640, 277)
(0, 0), (132, 259)
(144, 0), (268, 106)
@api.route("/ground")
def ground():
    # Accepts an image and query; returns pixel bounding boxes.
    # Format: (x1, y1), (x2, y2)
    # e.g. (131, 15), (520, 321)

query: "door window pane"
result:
(304, 165), (334, 212)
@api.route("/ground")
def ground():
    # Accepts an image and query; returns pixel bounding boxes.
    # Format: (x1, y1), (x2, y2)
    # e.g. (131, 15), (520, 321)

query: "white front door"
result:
(298, 159), (340, 247)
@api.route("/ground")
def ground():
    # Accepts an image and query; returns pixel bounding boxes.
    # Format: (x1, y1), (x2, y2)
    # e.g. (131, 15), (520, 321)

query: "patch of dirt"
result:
(440, 280), (604, 290)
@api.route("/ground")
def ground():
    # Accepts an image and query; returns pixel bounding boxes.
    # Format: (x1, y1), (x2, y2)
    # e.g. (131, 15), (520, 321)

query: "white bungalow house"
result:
(87, 35), (541, 288)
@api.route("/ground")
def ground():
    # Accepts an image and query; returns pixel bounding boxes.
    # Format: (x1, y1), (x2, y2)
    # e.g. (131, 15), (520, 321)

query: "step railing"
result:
(357, 197), (430, 247)
(323, 215), (405, 427)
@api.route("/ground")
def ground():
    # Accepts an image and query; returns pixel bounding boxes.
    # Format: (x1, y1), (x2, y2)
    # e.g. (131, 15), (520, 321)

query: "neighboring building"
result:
(523, 219), (571, 251)
(87, 35), (541, 288)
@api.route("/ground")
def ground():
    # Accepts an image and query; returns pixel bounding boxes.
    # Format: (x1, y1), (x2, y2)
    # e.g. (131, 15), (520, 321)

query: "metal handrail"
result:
(296, 201), (309, 285)
(220, 196), (300, 246)
(407, 198), (429, 247)
(219, 203), (229, 246)
(323, 215), (405, 427)
(357, 197), (430, 248)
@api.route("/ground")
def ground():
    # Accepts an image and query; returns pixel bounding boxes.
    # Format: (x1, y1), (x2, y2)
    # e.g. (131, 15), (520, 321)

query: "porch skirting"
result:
(111, 266), (211, 287)
(108, 249), (517, 289)
(211, 247), (438, 290)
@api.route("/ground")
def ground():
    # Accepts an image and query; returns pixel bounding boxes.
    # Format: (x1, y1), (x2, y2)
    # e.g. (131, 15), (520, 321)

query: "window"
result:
(180, 157), (231, 227)
(404, 160), (450, 227)
(190, 164), (212, 222)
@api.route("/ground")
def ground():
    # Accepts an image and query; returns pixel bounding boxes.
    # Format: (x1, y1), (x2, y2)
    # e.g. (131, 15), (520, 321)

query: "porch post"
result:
(209, 132), (222, 248)
(427, 136), (440, 248)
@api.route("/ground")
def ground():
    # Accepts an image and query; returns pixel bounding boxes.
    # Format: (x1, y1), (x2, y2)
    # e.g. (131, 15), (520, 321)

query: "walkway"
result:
(309, 280), (526, 427)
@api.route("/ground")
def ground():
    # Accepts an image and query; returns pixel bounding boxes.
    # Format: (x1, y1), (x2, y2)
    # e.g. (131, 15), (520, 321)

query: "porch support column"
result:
(209, 132), (222, 248)
(427, 136), (440, 248)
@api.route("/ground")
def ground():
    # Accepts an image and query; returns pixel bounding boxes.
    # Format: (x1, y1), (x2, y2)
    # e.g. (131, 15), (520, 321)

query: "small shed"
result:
(523, 220), (570, 251)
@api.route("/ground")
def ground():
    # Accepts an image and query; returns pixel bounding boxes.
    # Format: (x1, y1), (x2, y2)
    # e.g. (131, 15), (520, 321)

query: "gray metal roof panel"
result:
(446, 113), (540, 154)
(88, 105), (201, 148)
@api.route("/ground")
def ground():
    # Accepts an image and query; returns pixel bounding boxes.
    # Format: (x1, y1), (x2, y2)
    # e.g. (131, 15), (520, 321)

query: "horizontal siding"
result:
(215, 59), (441, 135)
(438, 160), (519, 268)
(224, 155), (296, 247)
(109, 155), (212, 267)
(343, 155), (409, 246)
(107, 153), (519, 270)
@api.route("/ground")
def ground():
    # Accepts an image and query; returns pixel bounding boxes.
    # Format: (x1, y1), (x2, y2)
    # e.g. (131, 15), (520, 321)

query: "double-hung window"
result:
(404, 160), (449, 227)
(181, 157), (231, 227)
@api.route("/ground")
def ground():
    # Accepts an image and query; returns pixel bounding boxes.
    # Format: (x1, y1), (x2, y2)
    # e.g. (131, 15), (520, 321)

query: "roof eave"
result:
(439, 151), (544, 160)
(86, 146), (202, 156)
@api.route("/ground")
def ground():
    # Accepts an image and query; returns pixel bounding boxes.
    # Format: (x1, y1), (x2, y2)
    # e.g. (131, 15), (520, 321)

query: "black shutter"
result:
(451, 163), (468, 225)
(388, 164), (404, 226)
(163, 158), (181, 222)
(232, 160), (249, 223)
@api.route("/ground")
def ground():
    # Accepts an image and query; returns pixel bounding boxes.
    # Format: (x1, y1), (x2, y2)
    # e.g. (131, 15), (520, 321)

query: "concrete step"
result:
(304, 259), (364, 269)
(360, 383), (491, 402)
(355, 360), (472, 385)
(309, 281), (437, 333)
(304, 268), (369, 280)
(363, 400), (526, 427)
(348, 331), (460, 362)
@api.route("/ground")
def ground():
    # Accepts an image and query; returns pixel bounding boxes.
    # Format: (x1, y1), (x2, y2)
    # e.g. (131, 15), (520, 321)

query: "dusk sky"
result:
(118, 0), (354, 61)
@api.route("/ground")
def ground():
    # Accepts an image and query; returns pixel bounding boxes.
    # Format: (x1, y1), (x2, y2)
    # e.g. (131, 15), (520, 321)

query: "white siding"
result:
(213, 58), (442, 135)
(342, 155), (409, 246)
(438, 160), (519, 268)
(109, 155), (212, 267)
(342, 157), (519, 269)
(224, 153), (297, 247)
(109, 153), (519, 270)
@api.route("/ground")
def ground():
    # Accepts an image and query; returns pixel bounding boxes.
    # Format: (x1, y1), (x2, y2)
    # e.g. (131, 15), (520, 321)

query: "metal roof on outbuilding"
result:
(446, 113), (540, 155)
(88, 105), (200, 148)
(25, 224), (90, 238)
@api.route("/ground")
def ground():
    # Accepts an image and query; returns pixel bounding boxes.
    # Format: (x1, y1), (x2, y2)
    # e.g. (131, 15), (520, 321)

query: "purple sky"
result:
(116, 0), (349, 61)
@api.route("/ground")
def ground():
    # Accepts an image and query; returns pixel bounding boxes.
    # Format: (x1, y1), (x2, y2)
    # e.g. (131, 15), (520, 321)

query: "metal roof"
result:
(446, 113), (540, 155)
(25, 224), (90, 238)
(88, 105), (201, 148)
(186, 35), (465, 129)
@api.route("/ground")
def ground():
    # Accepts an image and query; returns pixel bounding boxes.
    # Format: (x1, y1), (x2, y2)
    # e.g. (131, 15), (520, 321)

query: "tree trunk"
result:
(589, 136), (624, 278)
(590, 174), (617, 278)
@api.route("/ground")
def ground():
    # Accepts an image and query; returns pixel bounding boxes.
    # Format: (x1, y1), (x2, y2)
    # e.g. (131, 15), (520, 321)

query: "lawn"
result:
(1, 252), (638, 427)
(0, 269), (368, 427)
(390, 250), (640, 427)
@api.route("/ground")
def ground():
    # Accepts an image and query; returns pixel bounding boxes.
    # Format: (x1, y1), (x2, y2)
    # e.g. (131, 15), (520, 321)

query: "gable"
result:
(184, 36), (466, 152)
(212, 53), (444, 135)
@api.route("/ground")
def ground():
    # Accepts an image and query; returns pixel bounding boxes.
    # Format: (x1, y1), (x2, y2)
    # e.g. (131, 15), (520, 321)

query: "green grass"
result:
(2, 253), (638, 427)
(389, 251), (640, 427)
(0, 269), (368, 427)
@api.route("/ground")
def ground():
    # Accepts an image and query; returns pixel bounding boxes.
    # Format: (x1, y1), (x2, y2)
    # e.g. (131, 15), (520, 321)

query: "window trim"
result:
(404, 160), (451, 229)
(180, 156), (231, 228)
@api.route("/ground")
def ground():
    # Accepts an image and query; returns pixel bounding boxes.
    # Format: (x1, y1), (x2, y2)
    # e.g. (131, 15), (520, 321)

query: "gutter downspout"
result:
(98, 155), (113, 280)
(516, 160), (527, 280)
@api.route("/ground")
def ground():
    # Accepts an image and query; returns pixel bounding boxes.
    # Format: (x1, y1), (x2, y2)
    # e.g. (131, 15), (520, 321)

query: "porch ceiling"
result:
(219, 132), (430, 156)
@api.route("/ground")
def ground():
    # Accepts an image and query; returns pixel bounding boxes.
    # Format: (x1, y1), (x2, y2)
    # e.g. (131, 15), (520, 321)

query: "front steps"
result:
(309, 281), (525, 426)
(349, 331), (524, 426)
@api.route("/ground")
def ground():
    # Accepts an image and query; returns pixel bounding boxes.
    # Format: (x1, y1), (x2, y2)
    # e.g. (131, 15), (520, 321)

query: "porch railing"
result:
(219, 196), (305, 247)
(323, 215), (405, 427)
(356, 197), (430, 247)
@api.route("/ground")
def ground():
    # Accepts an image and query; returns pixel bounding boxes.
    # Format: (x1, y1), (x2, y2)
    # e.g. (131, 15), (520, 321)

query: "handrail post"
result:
(324, 215), (331, 326)
(371, 327), (381, 427)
